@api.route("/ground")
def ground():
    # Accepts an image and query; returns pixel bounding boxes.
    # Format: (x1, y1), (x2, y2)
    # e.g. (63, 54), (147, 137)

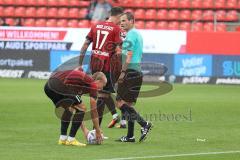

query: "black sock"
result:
(69, 110), (85, 138)
(61, 121), (70, 135)
(60, 109), (72, 135)
(121, 109), (126, 121)
(105, 96), (117, 115)
(121, 104), (147, 127)
(127, 120), (135, 138)
(97, 98), (105, 126)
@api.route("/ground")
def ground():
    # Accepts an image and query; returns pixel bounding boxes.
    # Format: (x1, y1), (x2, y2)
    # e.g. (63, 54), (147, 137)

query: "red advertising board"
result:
(186, 32), (240, 55)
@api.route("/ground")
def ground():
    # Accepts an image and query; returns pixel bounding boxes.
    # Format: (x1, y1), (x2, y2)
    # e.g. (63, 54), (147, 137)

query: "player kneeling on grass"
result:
(44, 68), (107, 146)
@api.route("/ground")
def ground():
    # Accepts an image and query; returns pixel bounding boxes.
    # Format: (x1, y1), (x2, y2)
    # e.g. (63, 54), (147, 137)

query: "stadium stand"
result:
(0, 0), (239, 31)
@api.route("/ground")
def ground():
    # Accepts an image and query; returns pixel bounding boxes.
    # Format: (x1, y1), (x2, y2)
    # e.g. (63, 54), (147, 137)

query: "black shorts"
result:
(116, 69), (143, 103)
(90, 55), (115, 94)
(44, 82), (82, 108)
(102, 72), (115, 93)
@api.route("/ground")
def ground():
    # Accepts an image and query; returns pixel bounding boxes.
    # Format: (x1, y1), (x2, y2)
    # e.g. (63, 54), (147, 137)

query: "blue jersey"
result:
(122, 28), (143, 71)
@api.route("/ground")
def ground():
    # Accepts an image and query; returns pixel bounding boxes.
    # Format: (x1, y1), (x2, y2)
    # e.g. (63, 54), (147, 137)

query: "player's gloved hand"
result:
(117, 71), (126, 83)
(95, 129), (103, 145)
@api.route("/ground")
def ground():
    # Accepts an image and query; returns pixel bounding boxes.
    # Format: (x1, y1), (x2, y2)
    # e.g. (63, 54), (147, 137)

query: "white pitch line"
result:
(98, 150), (240, 160)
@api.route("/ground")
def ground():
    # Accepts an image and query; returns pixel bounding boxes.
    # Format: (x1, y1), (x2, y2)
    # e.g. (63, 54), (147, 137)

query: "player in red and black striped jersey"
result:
(44, 68), (107, 146)
(79, 7), (124, 128)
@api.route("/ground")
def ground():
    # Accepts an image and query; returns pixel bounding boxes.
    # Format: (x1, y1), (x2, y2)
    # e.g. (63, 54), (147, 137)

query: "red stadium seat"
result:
(26, 7), (37, 18)
(124, 9), (134, 13)
(5, 18), (15, 26)
(79, 8), (88, 18)
(46, 19), (57, 27)
(47, 7), (58, 18)
(57, 19), (68, 27)
(37, 0), (48, 6)
(215, 0), (226, 9)
(216, 10), (226, 21)
(15, 7), (26, 17)
(226, 10), (238, 21)
(191, 10), (203, 20)
(58, 8), (69, 18)
(168, 0), (179, 8)
(15, 0), (26, 5)
(226, 0), (237, 8)
(0, 0), (4, 5)
(0, 6), (3, 16)
(179, 22), (191, 30)
(134, 9), (145, 19)
(145, 9), (157, 20)
(156, 21), (168, 29)
(69, 0), (80, 6)
(23, 18), (35, 27)
(158, 0), (167, 8)
(69, 8), (79, 18)
(59, 0), (69, 6)
(121, 0), (134, 7)
(26, 0), (37, 6)
(4, 7), (15, 17)
(202, 0), (214, 8)
(192, 0), (202, 8)
(168, 21), (179, 30)
(192, 22), (203, 31)
(36, 7), (47, 18)
(79, 0), (90, 7)
(35, 18), (47, 27)
(145, 21), (157, 29)
(68, 20), (79, 28)
(78, 20), (90, 28)
(3, 0), (15, 5)
(134, 0), (145, 7)
(157, 9), (168, 20)
(179, 0), (191, 8)
(203, 10), (214, 21)
(168, 9), (179, 20)
(216, 23), (227, 31)
(48, 0), (58, 6)
(135, 21), (145, 29)
(238, 0), (240, 9)
(203, 22), (214, 31)
(145, 0), (157, 8)
(180, 10), (191, 20)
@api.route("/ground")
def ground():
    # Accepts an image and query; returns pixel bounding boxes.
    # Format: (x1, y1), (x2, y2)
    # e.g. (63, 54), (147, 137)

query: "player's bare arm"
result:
(79, 39), (91, 66)
(90, 97), (103, 144)
(118, 51), (133, 83)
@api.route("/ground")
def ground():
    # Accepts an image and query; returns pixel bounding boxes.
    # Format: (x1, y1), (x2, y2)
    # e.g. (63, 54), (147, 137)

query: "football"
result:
(87, 130), (107, 144)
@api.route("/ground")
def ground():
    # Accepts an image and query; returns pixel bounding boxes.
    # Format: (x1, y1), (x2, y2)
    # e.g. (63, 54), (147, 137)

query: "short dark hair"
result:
(110, 7), (124, 16)
(121, 12), (135, 23)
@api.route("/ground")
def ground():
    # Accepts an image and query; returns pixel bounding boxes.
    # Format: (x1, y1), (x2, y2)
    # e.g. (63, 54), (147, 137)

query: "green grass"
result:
(0, 78), (239, 160)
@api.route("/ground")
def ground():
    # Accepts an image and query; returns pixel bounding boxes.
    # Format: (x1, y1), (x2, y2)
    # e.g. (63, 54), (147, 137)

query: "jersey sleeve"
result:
(126, 31), (135, 51)
(64, 70), (83, 86)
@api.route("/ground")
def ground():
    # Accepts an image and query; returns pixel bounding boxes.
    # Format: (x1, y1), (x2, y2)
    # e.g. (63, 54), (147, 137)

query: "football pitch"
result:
(0, 78), (239, 160)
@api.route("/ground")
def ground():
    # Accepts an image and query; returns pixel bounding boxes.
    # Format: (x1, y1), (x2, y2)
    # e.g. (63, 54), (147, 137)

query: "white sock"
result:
(121, 120), (126, 125)
(60, 135), (67, 141)
(113, 113), (118, 120)
(67, 136), (75, 142)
